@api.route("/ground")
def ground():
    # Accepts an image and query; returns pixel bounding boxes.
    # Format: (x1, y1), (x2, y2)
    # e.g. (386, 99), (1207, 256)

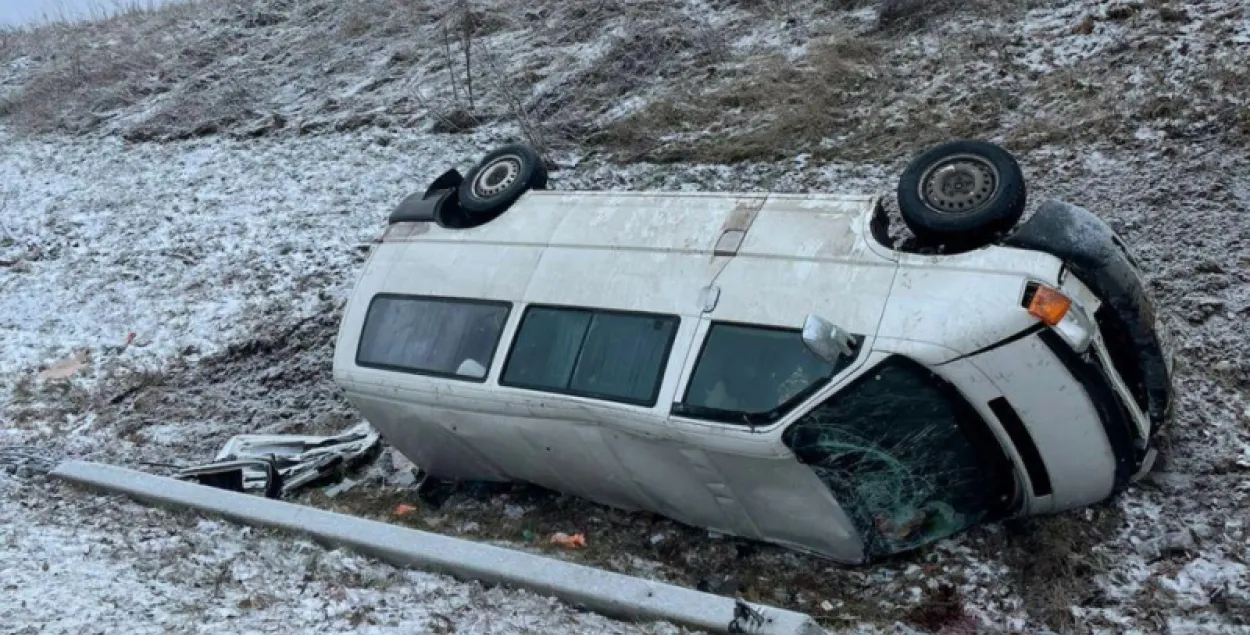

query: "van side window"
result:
(356, 294), (510, 381)
(673, 323), (854, 426)
(501, 306), (680, 406)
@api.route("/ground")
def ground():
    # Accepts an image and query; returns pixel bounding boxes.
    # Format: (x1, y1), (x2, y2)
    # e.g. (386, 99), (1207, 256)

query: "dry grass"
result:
(902, 583), (980, 633)
(875, 0), (958, 31)
(993, 505), (1125, 632)
(596, 29), (1029, 164)
(594, 35), (884, 162)
(2, 0), (1239, 164)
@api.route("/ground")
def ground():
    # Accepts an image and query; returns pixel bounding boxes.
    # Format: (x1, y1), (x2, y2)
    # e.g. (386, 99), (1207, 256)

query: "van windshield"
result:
(782, 356), (1016, 557)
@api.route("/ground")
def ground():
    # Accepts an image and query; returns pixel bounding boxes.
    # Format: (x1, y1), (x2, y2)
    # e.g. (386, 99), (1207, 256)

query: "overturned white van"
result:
(331, 140), (1176, 564)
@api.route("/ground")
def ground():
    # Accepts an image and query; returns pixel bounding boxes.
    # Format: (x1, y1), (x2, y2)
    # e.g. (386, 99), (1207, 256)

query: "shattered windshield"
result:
(782, 356), (1017, 557)
(673, 323), (857, 426)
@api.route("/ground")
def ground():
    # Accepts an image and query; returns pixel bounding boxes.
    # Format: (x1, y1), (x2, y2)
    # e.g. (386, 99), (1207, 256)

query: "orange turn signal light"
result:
(1027, 284), (1072, 326)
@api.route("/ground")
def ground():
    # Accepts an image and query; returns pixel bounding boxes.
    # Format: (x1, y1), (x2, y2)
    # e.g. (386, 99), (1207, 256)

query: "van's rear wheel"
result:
(896, 140), (1027, 248)
(458, 143), (547, 219)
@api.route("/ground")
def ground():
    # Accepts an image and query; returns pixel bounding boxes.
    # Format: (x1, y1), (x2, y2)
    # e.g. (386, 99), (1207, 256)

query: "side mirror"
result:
(801, 314), (857, 364)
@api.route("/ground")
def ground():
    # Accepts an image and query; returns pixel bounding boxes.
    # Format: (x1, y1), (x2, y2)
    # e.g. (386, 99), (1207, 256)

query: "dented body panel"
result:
(333, 189), (1172, 564)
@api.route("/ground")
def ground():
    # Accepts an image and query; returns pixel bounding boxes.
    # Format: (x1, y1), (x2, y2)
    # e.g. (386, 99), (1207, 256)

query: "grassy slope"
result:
(1, 0), (1245, 160)
(2, 1), (1249, 634)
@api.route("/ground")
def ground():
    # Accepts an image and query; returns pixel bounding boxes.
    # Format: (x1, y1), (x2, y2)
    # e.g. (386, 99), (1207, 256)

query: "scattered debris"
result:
(384, 450), (420, 487)
(727, 599), (766, 634)
(903, 583), (975, 632)
(393, 503), (417, 516)
(696, 574), (741, 596)
(323, 476), (359, 497)
(37, 349), (90, 380)
(174, 422), (381, 499)
(550, 532), (587, 549)
(1136, 528), (1199, 561)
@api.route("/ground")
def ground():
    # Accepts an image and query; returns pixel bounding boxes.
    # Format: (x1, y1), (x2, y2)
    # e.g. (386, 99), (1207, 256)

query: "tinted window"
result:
(356, 295), (510, 380)
(781, 356), (1016, 557)
(502, 307), (679, 406)
(674, 323), (856, 425)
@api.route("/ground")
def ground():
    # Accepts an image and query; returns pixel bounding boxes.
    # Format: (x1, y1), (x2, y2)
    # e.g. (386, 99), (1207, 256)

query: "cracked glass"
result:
(782, 356), (1017, 556)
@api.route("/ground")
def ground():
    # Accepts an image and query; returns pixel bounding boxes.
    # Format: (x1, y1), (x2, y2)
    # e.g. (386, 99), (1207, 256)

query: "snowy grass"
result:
(0, 129), (481, 379)
(6, 0), (1243, 163)
(2, 0), (1250, 633)
(0, 477), (690, 635)
(2, 123), (1247, 634)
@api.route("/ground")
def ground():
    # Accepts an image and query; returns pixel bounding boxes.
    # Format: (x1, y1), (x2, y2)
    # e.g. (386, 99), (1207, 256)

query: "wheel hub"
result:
(919, 156), (999, 214)
(473, 155), (522, 198)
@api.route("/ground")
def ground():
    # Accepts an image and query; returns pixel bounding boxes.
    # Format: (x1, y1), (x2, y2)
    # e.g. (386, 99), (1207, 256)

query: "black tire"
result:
(896, 140), (1027, 247)
(457, 143), (547, 218)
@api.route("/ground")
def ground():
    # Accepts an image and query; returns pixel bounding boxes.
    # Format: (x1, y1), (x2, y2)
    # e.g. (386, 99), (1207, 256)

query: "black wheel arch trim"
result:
(1002, 199), (1174, 434)
(388, 168), (464, 225)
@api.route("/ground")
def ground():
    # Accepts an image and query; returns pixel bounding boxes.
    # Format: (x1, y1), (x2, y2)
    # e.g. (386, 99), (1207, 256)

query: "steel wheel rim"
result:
(473, 155), (522, 198)
(917, 154), (1000, 215)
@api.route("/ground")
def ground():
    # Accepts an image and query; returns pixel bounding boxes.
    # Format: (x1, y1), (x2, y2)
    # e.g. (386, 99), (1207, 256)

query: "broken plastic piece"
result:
(176, 458), (284, 499)
(393, 503), (417, 516)
(550, 532), (586, 549)
(174, 422), (381, 499)
(37, 349), (90, 380)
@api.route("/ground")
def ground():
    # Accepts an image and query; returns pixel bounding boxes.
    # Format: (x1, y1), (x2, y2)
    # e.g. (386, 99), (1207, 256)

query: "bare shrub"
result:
(9, 44), (164, 133)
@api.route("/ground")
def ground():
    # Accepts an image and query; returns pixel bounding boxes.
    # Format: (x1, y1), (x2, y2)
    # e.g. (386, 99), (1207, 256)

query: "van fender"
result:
(387, 168), (464, 224)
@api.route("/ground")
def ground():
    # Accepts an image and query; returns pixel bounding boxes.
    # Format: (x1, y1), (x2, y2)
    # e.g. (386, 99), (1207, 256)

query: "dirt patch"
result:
(994, 506), (1125, 632)
(300, 475), (906, 626)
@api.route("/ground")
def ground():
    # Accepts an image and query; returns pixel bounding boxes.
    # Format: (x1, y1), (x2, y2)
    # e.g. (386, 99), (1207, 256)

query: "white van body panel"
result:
(965, 334), (1117, 513)
(333, 189), (1147, 563)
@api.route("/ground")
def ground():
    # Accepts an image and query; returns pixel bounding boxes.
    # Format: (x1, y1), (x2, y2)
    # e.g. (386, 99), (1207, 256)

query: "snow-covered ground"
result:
(0, 128), (710, 634)
(0, 475), (690, 635)
(0, 127), (898, 635)
(2, 0), (1249, 632)
(2, 123), (1248, 634)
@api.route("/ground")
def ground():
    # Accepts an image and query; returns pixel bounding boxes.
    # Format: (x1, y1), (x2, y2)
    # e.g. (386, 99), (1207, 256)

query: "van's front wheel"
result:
(458, 143), (548, 219)
(896, 140), (1027, 248)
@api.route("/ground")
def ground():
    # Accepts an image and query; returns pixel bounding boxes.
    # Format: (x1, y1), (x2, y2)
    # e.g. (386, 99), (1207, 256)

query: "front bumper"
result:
(1004, 200), (1176, 487)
